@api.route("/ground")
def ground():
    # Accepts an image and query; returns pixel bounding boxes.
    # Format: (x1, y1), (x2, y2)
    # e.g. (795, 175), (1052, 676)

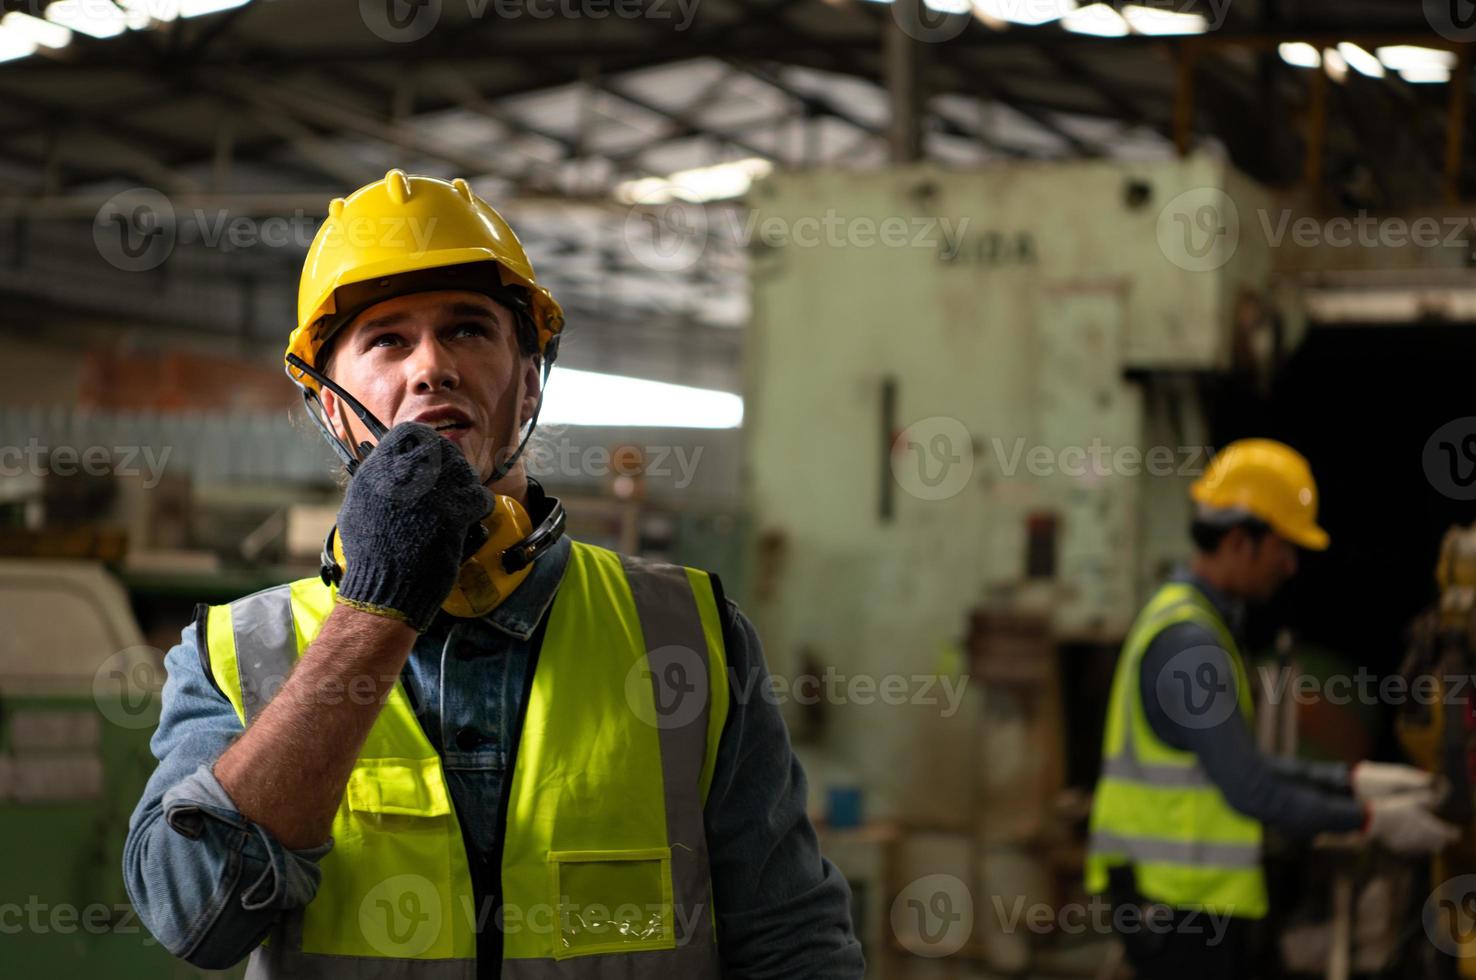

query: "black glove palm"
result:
(335, 421), (493, 632)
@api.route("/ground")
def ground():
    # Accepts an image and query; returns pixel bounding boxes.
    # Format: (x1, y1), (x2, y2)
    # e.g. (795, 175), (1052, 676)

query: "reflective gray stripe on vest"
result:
(609, 554), (720, 968)
(1099, 717), (1212, 789)
(246, 912), (474, 979)
(230, 586), (300, 724)
(1088, 832), (1260, 869)
(502, 942), (723, 979)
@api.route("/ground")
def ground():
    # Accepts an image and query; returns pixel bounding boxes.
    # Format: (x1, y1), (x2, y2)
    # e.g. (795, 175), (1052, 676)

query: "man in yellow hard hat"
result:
(124, 171), (864, 978)
(1085, 438), (1456, 979)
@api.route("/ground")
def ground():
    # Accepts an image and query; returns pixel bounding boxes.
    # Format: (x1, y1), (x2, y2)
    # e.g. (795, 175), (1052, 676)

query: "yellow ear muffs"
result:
(330, 493), (535, 618)
(442, 494), (534, 617)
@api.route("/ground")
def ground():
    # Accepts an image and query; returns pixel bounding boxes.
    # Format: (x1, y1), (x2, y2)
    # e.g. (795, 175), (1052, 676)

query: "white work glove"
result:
(1352, 761), (1436, 802)
(1365, 795), (1460, 855)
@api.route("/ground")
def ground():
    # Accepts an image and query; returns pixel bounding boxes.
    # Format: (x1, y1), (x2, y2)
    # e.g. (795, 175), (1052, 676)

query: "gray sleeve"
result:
(704, 598), (866, 979)
(122, 613), (332, 968)
(1138, 622), (1365, 838)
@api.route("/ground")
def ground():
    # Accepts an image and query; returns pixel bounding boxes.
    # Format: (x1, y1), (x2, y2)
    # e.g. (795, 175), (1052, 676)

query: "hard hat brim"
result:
(1281, 522), (1330, 552)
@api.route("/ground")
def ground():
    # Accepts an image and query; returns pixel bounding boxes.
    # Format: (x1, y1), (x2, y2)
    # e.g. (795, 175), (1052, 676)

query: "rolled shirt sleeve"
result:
(705, 598), (866, 979)
(122, 613), (332, 969)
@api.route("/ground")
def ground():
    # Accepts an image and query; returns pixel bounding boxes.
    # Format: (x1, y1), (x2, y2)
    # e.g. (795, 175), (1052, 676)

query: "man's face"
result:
(1232, 529), (1299, 601)
(318, 289), (540, 488)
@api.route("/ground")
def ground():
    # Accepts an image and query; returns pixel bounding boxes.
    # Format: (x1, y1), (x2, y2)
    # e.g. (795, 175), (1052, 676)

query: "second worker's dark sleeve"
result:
(1138, 622), (1365, 838)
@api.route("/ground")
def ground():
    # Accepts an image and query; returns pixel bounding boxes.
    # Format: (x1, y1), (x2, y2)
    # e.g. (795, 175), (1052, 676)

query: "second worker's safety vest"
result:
(203, 540), (730, 978)
(1084, 581), (1267, 919)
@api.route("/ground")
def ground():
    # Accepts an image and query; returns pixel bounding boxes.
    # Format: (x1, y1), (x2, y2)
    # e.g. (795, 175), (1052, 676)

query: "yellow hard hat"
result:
(1190, 438), (1329, 551)
(285, 169), (564, 391)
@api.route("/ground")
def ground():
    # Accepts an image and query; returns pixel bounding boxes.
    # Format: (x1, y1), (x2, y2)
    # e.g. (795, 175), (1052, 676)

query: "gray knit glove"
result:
(335, 421), (493, 631)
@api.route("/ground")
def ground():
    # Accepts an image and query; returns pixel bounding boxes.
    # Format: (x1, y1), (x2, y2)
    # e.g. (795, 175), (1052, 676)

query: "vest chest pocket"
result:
(548, 848), (675, 960)
(339, 757), (457, 849)
(347, 758), (453, 817)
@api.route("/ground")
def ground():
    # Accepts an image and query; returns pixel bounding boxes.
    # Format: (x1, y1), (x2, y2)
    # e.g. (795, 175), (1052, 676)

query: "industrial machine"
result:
(0, 559), (239, 978)
(1398, 523), (1476, 977)
(740, 154), (1284, 973)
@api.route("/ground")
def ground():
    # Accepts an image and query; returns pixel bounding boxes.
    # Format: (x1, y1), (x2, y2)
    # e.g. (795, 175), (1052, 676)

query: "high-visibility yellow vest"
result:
(1084, 581), (1267, 919)
(204, 541), (730, 978)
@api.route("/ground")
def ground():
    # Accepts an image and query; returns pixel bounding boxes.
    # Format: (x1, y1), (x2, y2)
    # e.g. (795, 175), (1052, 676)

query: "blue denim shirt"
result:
(123, 534), (864, 978)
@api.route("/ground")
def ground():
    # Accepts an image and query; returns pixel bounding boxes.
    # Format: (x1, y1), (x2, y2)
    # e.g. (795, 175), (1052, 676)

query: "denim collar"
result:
(481, 532), (570, 640)
(1171, 565), (1245, 638)
(420, 486), (572, 642)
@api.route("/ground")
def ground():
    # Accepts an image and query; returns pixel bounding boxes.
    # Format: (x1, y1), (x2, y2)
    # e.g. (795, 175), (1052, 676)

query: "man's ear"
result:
(319, 386), (347, 442)
(519, 355), (543, 428)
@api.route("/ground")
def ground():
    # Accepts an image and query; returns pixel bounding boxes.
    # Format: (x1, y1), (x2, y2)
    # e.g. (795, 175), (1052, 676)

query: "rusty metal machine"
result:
(1398, 523), (1476, 975)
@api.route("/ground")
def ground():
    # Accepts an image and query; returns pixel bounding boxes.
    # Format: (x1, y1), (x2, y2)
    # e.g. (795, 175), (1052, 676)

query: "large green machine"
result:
(0, 559), (242, 978)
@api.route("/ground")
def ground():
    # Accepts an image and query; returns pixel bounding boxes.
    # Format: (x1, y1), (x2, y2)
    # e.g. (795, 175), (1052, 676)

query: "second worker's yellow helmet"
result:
(1190, 438), (1330, 551)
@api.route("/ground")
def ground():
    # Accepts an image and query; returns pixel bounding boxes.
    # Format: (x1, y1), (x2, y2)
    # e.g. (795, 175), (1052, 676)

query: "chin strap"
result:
(482, 335), (558, 488)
